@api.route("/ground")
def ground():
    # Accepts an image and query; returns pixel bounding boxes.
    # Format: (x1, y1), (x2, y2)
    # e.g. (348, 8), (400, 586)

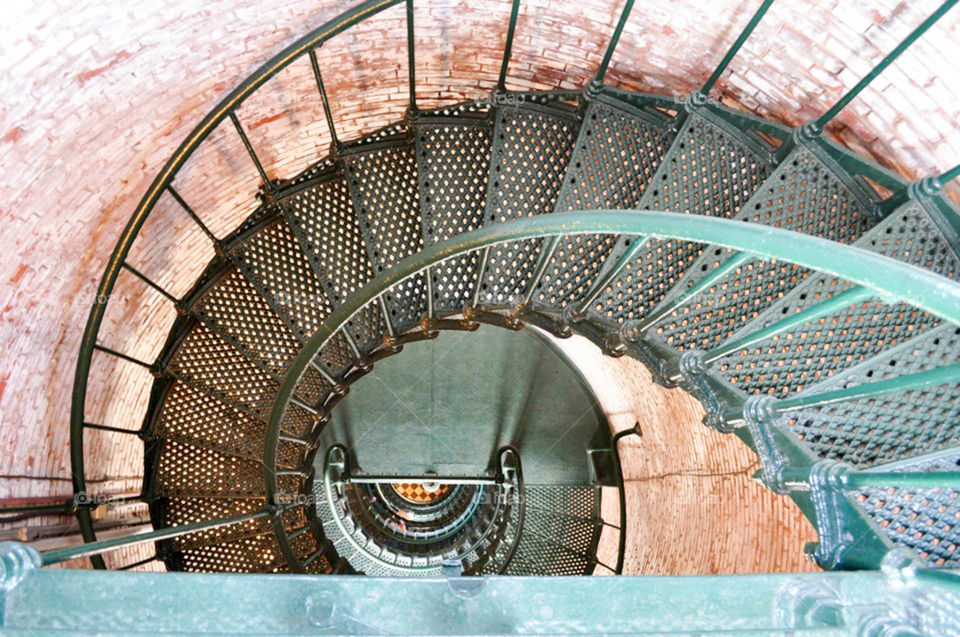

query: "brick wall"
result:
(0, 0), (957, 570)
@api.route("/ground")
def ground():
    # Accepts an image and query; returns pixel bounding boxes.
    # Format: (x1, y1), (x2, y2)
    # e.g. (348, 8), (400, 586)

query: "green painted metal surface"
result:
(317, 325), (608, 482)
(4, 546), (960, 635)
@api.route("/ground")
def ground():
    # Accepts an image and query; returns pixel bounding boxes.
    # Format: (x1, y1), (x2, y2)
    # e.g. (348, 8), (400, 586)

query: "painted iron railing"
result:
(265, 211), (960, 571)
(63, 0), (960, 574)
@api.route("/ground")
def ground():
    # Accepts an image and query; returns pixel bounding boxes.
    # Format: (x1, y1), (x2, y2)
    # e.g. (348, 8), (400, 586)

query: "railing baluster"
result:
(166, 185), (220, 246)
(308, 48), (340, 148)
(425, 266), (435, 323)
(229, 111), (274, 194)
(812, 0), (958, 131)
(470, 246), (491, 309)
(593, 0), (635, 86)
(497, 0), (522, 91)
(779, 463), (960, 491)
(939, 162), (960, 184)
(703, 285), (874, 365)
(40, 509), (270, 565)
(378, 294), (397, 341)
(121, 262), (180, 306)
(309, 357), (341, 388)
(278, 432), (310, 445)
(118, 555), (160, 571)
(522, 236), (561, 306)
(572, 236), (651, 319)
(340, 326), (366, 365)
(701, 0), (775, 95)
(628, 251), (752, 337)
(405, 0), (417, 112)
(84, 422), (142, 436)
(722, 363), (960, 424)
(92, 344), (155, 371)
(290, 396), (319, 415)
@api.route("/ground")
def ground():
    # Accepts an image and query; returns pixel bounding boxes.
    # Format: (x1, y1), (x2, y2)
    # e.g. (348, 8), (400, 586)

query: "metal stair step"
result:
(714, 200), (960, 397)
(647, 144), (879, 352)
(415, 102), (494, 317)
(477, 95), (581, 308)
(531, 97), (676, 311)
(572, 109), (776, 322)
(344, 133), (427, 333)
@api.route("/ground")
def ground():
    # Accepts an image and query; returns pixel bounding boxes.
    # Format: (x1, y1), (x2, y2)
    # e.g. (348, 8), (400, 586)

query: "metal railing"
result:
(63, 0), (960, 574)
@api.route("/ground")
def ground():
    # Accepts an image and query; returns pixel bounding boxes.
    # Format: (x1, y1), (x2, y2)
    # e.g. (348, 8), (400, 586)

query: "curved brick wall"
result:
(1, 0), (956, 572)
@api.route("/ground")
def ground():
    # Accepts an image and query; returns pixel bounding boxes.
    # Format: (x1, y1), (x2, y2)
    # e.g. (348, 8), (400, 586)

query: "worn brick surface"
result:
(0, 0), (956, 570)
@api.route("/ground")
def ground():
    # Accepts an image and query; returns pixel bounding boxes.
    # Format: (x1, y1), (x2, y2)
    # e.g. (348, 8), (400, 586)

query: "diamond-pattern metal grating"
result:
(136, 82), (960, 578)
(479, 103), (579, 306)
(587, 112), (773, 322)
(779, 323), (960, 467)
(503, 486), (599, 576)
(852, 450), (960, 568)
(346, 144), (427, 331)
(717, 202), (960, 396)
(417, 115), (492, 315)
(534, 100), (675, 309)
(653, 146), (875, 351)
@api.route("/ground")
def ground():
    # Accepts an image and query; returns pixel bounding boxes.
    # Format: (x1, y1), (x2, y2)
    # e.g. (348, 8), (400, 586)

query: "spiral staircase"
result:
(3, 0), (960, 634)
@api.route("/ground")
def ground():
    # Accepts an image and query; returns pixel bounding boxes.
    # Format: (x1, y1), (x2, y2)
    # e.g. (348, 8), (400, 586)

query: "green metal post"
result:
(701, 0), (775, 95)
(772, 363), (960, 412)
(121, 262), (180, 306)
(628, 251), (752, 336)
(497, 0), (521, 91)
(40, 509), (271, 565)
(166, 186), (220, 246)
(522, 236), (561, 306)
(594, 0), (635, 85)
(813, 0), (958, 130)
(703, 285), (874, 364)
(229, 111), (275, 195)
(939, 162), (960, 184)
(309, 48), (340, 148)
(573, 236), (651, 318)
(406, 0), (417, 112)
(92, 344), (155, 371)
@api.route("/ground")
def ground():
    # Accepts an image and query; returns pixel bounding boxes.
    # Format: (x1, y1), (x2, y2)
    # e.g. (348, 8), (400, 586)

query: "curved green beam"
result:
(69, 0), (405, 560)
(265, 210), (960, 568)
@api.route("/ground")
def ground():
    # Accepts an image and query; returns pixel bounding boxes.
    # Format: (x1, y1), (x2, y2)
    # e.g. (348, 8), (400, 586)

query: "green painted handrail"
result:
(264, 211), (960, 561)
(69, 0), (406, 563)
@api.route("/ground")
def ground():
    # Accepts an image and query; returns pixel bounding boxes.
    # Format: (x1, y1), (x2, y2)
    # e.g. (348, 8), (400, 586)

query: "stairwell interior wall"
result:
(1, 0), (958, 541)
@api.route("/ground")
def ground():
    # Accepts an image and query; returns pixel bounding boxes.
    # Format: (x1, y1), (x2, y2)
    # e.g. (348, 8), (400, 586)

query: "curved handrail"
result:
(69, 0), (405, 553)
(266, 209), (960, 569)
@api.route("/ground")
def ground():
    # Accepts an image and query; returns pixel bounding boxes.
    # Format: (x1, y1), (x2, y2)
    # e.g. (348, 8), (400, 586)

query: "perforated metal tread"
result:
(578, 111), (774, 321)
(851, 448), (960, 568)
(776, 323), (960, 468)
(502, 485), (599, 576)
(416, 107), (493, 316)
(284, 171), (385, 356)
(478, 99), (580, 307)
(648, 145), (877, 352)
(532, 99), (675, 310)
(231, 217), (334, 342)
(715, 201), (960, 397)
(344, 141), (427, 332)
(151, 380), (303, 468)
